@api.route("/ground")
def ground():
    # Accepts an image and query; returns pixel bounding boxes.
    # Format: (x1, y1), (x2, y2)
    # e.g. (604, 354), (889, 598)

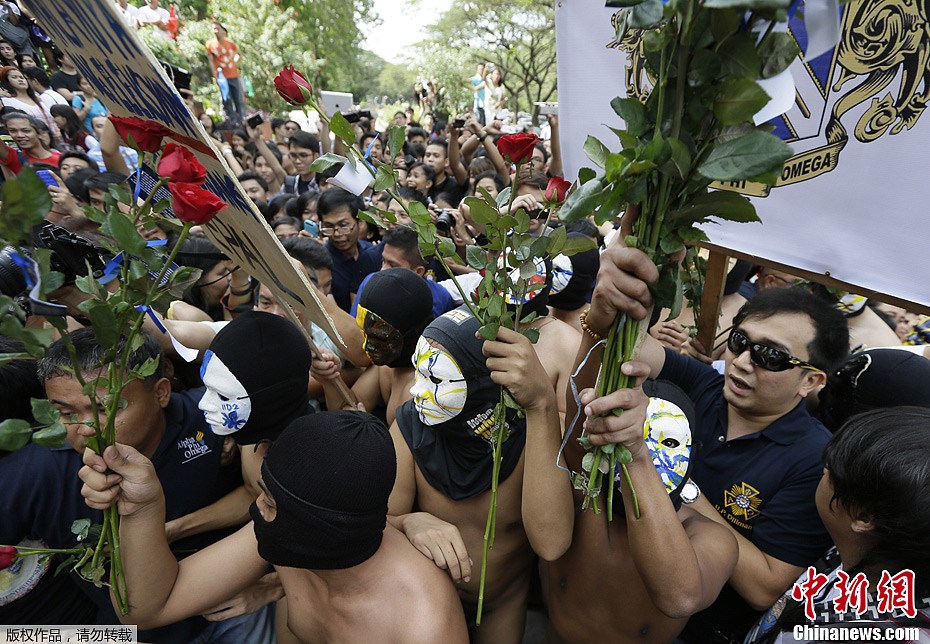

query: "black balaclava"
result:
(395, 308), (527, 500)
(549, 234), (600, 311)
(612, 380), (696, 515)
(205, 310), (311, 445)
(819, 349), (930, 432)
(356, 268), (434, 368)
(250, 411), (396, 569)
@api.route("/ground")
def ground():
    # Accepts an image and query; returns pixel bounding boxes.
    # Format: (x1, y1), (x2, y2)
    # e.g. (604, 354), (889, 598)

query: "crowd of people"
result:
(1, 1), (930, 643)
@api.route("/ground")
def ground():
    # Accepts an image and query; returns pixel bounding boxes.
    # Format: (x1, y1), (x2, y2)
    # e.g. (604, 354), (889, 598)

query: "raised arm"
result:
(248, 124), (286, 185)
(484, 327), (573, 561)
(98, 118), (131, 175)
(79, 444), (268, 627)
(446, 124), (469, 187)
(582, 385), (738, 617)
(547, 116), (562, 178)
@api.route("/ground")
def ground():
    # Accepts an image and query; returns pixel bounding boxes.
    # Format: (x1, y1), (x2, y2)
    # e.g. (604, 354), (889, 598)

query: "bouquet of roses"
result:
(0, 117), (227, 613)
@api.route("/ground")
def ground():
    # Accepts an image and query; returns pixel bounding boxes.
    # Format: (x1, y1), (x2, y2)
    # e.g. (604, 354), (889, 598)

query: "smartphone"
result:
(303, 219), (319, 237)
(247, 113), (265, 129)
(453, 118), (466, 128)
(535, 102), (558, 116)
(37, 170), (58, 188)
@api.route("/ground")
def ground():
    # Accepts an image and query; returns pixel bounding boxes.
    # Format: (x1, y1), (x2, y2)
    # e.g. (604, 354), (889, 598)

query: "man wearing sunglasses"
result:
(581, 244), (849, 644)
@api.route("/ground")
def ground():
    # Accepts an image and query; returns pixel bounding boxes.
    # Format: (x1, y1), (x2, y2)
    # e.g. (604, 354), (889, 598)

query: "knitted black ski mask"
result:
(250, 411), (396, 569)
(549, 234), (600, 312)
(355, 268), (434, 369)
(395, 308), (527, 500)
(200, 311), (311, 446)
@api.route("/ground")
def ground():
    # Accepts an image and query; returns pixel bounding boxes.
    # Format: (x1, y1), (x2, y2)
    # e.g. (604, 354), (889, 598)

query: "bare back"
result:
(278, 527), (467, 644)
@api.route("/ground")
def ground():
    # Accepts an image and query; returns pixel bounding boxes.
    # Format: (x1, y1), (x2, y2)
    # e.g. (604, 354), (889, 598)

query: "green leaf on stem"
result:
(0, 167), (51, 243)
(32, 422), (67, 448)
(71, 518), (92, 540)
(651, 262), (681, 311)
(108, 183), (132, 206)
(714, 78), (771, 125)
(717, 33), (762, 79)
(616, 446), (633, 465)
(465, 196), (499, 226)
(547, 225), (568, 257)
(629, 0), (663, 28)
(666, 138), (692, 178)
(697, 130), (793, 181)
(578, 167), (597, 184)
(106, 212), (146, 256)
(610, 97), (650, 137)
(328, 112), (357, 147)
(408, 201), (432, 226)
(495, 187), (512, 208)
(759, 32), (800, 79)
(387, 125), (406, 159)
(310, 153), (349, 173)
(521, 328), (540, 344)
(583, 136), (611, 168)
(358, 209), (392, 230)
(561, 235), (597, 256)
(687, 48), (722, 87)
(466, 245), (488, 270)
(479, 322), (500, 341)
(558, 176), (605, 222)
(30, 398), (60, 425)
(581, 451), (595, 473)
(373, 164), (396, 192)
(130, 356), (160, 379)
(0, 418), (32, 451)
(436, 236), (458, 260)
(85, 301), (120, 353)
(667, 190), (747, 223)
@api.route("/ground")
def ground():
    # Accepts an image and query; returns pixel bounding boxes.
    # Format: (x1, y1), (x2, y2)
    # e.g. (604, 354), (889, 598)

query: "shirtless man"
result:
(545, 360), (739, 642)
(79, 411), (468, 643)
(314, 268), (434, 424)
(389, 309), (573, 643)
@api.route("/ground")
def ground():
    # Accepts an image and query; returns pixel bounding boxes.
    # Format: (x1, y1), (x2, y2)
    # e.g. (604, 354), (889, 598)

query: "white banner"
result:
(555, 0), (930, 307)
(24, 0), (345, 349)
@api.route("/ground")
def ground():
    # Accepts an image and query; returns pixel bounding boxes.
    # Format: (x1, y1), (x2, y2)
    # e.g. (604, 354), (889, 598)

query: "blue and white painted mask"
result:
(198, 349), (252, 435)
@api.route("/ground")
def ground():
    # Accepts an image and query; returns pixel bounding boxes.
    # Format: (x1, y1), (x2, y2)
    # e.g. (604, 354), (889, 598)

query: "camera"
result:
(0, 222), (110, 298)
(342, 110), (373, 124)
(435, 209), (455, 235)
(453, 118), (466, 129)
(247, 113), (265, 129)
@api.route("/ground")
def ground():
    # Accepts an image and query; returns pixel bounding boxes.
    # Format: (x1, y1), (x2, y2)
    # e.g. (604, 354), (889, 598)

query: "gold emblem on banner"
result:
(607, 0), (930, 197)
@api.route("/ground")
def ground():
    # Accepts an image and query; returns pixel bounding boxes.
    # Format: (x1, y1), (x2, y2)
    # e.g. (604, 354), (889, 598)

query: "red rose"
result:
(109, 116), (173, 153)
(496, 132), (541, 165)
(274, 65), (313, 106)
(168, 182), (227, 225)
(158, 143), (207, 184)
(545, 176), (571, 203)
(0, 546), (17, 570)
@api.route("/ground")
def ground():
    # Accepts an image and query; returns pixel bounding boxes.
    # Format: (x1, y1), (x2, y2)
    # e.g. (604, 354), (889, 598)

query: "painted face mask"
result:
(199, 350), (252, 435)
(356, 304), (404, 366)
(410, 336), (467, 425)
(641, 396), (692, 494)
(550, 253), (573, 295)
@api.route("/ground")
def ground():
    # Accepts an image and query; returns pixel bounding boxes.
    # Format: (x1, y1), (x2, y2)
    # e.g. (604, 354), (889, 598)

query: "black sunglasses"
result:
(727, 328), (823, 373)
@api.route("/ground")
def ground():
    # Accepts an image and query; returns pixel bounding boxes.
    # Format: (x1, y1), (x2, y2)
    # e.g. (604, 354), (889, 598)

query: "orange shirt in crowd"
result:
(205, 38), (240, 79)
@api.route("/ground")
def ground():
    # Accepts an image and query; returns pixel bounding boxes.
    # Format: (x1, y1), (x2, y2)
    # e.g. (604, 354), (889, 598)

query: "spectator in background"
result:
(318, 188), (380, 311)
(137, 0), (171, 41)
(282, 131), (321, 196)
(205, 22), (244, 125)
(70, 76), (108, 132)
(23, 66), (67, 107)
(0, 1), (33, 57)
(0, 39), (16, 67)
(485, 65), (506, 115)
(115, 0), (140, 28)
(470, 62), (487, 125)
(271, 216), (301, 241)
(50, 104), (93, 152)
(16, 52), (37, 70)
(50, 51), (80, 101)
(1, 66), (60, 139)
(2, 112), (60, 166)
(57, 150), (95, 180)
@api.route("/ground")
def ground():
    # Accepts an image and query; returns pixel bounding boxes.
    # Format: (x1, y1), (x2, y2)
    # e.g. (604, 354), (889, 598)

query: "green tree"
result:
(377, 62), (416, 102)
(413, 0), (557, 116)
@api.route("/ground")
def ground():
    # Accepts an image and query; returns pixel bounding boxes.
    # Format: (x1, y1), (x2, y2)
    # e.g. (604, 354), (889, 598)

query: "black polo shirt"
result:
(658, 349), (832, 644)
(327, 239), (379, 312)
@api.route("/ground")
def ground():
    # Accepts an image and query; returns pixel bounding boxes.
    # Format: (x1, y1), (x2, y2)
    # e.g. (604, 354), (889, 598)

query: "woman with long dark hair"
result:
(0, 65), (59, 139)
(50, 104), (93, 151)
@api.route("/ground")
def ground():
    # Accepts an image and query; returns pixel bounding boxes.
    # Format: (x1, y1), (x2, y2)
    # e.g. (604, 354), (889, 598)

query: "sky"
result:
(363, 0), (453, 64)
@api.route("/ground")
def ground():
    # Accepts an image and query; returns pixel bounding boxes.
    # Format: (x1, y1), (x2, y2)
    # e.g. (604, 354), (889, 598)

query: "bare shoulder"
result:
(384, 529), (469, 642)
(535, 315), (582, 345)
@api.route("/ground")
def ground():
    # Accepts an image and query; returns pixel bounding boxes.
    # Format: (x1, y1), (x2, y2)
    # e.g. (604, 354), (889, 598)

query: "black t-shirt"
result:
(0, 388), (239, 640)
(430, 174), (466, 206)
(50, 70), (80, 95)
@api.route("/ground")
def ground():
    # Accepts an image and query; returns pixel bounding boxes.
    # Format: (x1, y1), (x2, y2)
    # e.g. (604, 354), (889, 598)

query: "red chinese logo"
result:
(832, 570), (869, 616)
(791, 568), (918, 621)
(791, 567), (830, 620)
(876, 569), (916, 618)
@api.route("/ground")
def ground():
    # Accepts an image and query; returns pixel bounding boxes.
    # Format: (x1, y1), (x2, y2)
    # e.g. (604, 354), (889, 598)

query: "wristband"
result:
(579, 308), (603, 341)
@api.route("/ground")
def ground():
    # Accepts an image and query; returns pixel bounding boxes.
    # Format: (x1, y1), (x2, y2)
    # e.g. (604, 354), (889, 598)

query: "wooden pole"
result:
(695, 249), (729, 354)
